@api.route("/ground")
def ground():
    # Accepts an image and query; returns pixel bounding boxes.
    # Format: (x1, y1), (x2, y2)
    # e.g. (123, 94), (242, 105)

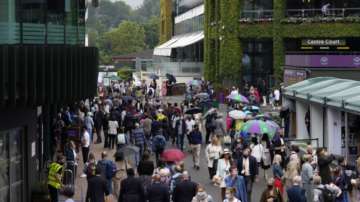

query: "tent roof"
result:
(284, 77), (360, 113)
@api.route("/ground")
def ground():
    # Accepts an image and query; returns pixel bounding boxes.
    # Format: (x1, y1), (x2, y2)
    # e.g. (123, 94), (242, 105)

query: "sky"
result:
(110, 0), (144, 9)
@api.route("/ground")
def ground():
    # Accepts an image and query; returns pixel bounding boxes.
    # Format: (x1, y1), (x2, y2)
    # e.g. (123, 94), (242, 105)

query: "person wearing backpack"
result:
(97, 151), (117, 194)
(313, 175), (342, 202)
(152, 132), (166, 165)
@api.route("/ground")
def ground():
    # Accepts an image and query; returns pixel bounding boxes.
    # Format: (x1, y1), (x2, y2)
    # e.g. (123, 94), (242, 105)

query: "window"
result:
(174, 14), (204, 35)
(241, 0), (273, 19)
(0, 128), (24, 202)
(242, 40), (273, 85)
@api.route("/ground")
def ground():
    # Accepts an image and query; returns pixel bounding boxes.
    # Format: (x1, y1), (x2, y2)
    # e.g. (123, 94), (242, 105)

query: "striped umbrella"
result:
(241, 120), (271, 135)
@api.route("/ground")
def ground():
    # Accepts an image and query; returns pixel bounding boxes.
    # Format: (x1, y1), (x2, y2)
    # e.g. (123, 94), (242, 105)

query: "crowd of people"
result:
(47, 78), (360, 202)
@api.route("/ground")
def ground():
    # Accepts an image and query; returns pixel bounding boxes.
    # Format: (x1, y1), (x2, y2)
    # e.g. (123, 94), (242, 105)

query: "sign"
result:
(285, 55), (360, 68)
(283, 68), (307, 87)
(301, 39), (346, 46)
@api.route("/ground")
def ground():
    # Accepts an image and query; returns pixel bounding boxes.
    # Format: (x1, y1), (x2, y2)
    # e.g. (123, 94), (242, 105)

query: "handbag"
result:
(117, 133), (126, 144)
(223, 135), (232, 145)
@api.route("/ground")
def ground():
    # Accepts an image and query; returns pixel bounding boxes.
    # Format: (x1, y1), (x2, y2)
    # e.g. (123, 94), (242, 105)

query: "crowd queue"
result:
(47, 78), (360, 202)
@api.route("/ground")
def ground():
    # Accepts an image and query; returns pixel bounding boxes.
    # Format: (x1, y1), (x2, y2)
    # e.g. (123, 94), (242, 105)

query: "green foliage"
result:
(87, 0), (160, 65)
(205, 0), (360, 86)
(103, 21), (146, 56)
(117, 68), (133, 80)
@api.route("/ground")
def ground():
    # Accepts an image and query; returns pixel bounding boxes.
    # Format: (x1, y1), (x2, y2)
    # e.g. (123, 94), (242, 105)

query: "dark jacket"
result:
(137, 160), (155, 176)
(286, 185), (306, 202)
(147, 182), (170, 202)
(188, 130), (202, 145)
(175, 119), (186, 136)
(86, 175), (109, 202)
(172, 180), (197, 202)
(237, 155), (259, 181)
(318, 154), (335, 184)
(119, 176), (145, 202)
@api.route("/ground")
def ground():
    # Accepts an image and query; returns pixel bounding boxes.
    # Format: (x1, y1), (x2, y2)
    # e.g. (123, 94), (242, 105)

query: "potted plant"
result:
(31, 180), (51, 202)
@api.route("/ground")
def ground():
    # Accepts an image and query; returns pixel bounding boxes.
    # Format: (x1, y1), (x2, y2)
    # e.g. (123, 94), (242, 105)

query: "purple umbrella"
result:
(241, 120), (270, 135)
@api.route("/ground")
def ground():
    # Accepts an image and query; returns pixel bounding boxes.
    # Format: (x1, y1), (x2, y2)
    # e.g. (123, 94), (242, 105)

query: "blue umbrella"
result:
(148, 73), (159, 80)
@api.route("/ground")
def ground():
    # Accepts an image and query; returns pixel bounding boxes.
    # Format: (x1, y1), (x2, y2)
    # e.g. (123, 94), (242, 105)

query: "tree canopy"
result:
(87, 0), (160, 64)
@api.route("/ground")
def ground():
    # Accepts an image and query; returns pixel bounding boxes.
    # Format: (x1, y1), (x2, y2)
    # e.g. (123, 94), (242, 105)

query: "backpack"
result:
(85, 162), (96, 177)
(316, 187), (336, 202)
(106, 161), (117, 179)
(153, 135), (166, 151)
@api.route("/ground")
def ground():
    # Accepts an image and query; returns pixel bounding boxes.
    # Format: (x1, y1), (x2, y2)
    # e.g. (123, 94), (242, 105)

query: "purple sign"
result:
(283, 69), (307, 87)
(286, 55), (360, 68)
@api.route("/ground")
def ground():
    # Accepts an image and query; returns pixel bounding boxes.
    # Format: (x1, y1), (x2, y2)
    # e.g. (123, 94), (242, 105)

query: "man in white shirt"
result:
(81, 127), (91, 164)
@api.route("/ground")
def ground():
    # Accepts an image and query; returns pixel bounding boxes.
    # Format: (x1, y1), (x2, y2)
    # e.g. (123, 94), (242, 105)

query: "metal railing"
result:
(0, 22), (85, 45)
(286, 8), (360, 18)
(240, 9), (273, 20)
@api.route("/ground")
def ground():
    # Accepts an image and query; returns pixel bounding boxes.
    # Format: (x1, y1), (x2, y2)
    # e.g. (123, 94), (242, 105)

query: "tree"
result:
(142, 16), (160, 49)
(103, 21), (146, 56)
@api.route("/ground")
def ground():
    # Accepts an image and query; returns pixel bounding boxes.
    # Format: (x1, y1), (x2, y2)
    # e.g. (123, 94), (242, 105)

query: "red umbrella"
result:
(161, 149), (185, 162)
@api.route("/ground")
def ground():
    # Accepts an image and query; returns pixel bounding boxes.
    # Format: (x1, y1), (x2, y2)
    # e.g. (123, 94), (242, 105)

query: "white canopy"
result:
(175, 4), (204, 24)
(153, 31), (204, 57)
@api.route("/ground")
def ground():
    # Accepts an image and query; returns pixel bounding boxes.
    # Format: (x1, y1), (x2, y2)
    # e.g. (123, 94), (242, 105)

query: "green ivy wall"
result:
(204, 0), (360, 86)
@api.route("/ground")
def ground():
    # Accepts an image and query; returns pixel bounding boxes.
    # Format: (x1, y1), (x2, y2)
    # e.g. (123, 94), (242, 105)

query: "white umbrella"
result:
(229, 110), (246, 120)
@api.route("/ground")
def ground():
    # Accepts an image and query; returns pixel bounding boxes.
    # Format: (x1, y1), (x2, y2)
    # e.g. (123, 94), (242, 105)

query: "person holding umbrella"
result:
(189, 124), (203, 170)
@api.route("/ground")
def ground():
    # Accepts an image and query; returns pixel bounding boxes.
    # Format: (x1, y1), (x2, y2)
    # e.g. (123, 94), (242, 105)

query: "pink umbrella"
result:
(161, 149), (186, 162)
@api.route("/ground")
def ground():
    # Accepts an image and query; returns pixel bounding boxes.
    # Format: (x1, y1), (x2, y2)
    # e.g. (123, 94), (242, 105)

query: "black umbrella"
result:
(149, 73), (159, 80)
(185, 107), (202, 115)
(166, 73), (176, 83)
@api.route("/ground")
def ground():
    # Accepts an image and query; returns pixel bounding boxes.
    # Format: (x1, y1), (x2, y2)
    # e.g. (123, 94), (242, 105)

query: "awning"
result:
(284, 77), (360, 113)
(153, 31), (204, 56)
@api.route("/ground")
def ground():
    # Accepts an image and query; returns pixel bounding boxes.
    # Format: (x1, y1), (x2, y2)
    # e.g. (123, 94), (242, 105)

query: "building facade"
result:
(155, 0), (204, 82)
(204, 0), (360, 88)
(0, 0), (98, 201)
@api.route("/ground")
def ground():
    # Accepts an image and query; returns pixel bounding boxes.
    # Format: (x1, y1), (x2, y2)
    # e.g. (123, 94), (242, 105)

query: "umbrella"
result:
(255, 113), (271, 120)
(185, 107), (202, 115)
(121, 96), (134, 102)
(148, 73), (159, 80)
(203, 108), (217, 118)
(228, 110), (246, 120)
(241, 120), (271, 135)
(265, 120), (280, 138)
(188, 80), (201, 86)
(243, 105), (260, 112)
(194, 92), (209, 100)
(166, 73), (176, 83)
(119, 145), (140, 156)
(161, 149), (185, 162)
(226, 94), (249, 104)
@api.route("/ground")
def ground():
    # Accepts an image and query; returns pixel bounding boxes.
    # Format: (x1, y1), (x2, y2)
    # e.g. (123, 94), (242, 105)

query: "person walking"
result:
(272, 154), (284, 193)
(175, 113), (186, 151)
(81, 127), (91, 164)
(84, 112), (94, 141)
(97, 151), (117, 194)
(108, 115), (119, 149)
(119, 168), (145, 202)
(94, 107), (104, 143)
(48, 155), (66, 202)
(260, 177), (283, 202)
(131, 123), (146, 163)
(224, 167), (248, 202)
(146, 174), (170, 202)
(215, 148), (232, 200)
(112, 152), (130, 199)
(317, 148), (335, 184)
(313, 175), (342, 202)
(286, 176), (306, 202)
(191, 185), (214, 202)
(237, 147), (258, 202)
(86, 166), (111, 202)
(301, 154), (314, 202)
(189, 124), (202, 170)
(153, 132), (166, 165)
(205, 136), (222, 180)
(137, 152), (155, 176)
(172, 171), (198, 202)
(223, 188), (241, 202)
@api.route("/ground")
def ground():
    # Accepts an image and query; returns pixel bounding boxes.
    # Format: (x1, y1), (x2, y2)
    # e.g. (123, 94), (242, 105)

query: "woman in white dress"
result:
(205, 136), (222, 180)
(215, 148), (232, 201)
